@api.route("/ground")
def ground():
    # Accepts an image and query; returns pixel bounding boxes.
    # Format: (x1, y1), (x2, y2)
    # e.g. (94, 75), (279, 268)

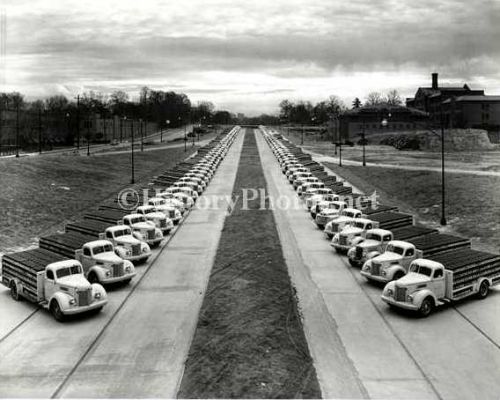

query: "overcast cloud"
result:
(0, 0), (499, 114)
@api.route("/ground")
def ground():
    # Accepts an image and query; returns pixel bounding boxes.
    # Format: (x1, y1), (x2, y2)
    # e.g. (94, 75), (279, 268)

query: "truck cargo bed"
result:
(369, 211), (413, 230)
(40, 232), (96, 259)
(66, 219), (113, 236)
(392, 225), (438, 241)
(428, 248), (500, 291)
(2, 248), (68, 302)
(83, 209), (127, 224)
(408, 233), (470, 256)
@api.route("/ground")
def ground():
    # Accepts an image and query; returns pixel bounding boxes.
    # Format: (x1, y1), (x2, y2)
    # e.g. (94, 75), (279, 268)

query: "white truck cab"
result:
(331, 218), (378, 252)
(103, 225), (151, 263)
(361, 240), (422, 283)
(305, 190), (336, 211)
(136, 205), (174, 234)
(122, 214), (163, 247)
(324, 208), (364, 239)
(315, 200), (348, 229)
(76, 240), (136, 285)
(298, 181), (324, 196)
(148, 197), (183, 223)
(347, 228), (394, 267)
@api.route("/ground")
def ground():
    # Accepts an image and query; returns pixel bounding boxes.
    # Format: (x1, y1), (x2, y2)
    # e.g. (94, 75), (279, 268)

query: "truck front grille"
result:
(132, 244), (141, 255)
(395, 286), (407, 302)
(355, 246), (363, 259)
(113, 263), (124, 277)
(160, 219), (167, 228)
(78, 289), (92, 306)
(331, 223), (338, 233)
(339, 235), (348, 246)
(148, 230), (155, 240)
(371, 262), (381, 275)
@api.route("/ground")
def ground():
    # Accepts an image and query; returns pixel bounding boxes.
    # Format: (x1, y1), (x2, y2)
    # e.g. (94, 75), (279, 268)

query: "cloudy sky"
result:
(1, 0), (499, 114)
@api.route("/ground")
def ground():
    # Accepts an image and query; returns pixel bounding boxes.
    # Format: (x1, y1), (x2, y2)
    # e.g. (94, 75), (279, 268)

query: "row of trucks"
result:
(0, 126), (241, 321)
(264, 129), (500, 317)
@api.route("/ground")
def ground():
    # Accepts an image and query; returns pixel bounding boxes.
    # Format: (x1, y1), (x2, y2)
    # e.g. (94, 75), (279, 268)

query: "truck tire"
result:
(88, 272), (99, 284)
(477, 280), (490, 299)
(50, 301), (65, 322)
(393, 271), (405, 281)
(10, 281), (21, 301)
(419, 297), (434, 318)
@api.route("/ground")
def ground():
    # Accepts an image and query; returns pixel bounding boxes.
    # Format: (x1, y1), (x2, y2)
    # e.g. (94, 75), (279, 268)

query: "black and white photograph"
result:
(0, 0), (499, 399)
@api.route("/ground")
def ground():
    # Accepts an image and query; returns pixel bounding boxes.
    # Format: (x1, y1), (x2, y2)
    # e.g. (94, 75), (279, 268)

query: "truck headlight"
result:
(386, 288), (393, 297)
(381, 269), (387, 276)
(105, 271), (111, 277)
(362, 263), (370, 271)
(94, 292), (101, 299)
(407, 294), (413, 302)
(126, 250), (132, 256)
(69, 298), (76, 305)
(125, 266), (132, 273)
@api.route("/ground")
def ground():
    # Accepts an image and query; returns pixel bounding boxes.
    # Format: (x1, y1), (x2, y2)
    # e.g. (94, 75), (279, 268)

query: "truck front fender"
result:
(367, 251), (381, 260)
(50, 292), (73, 313)
(351, 237), (364, 246)
(91, 283), (107, 300)
(385, 265), (406, 281)
(412, 289), (437, 309)
(87, 265), (109, 282)
(114, 246), (129, 259)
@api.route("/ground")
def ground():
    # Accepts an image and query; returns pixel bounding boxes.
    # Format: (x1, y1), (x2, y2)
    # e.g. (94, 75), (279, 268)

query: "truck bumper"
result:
(360, 271), (389, 283)
(126, 253), (150, 263)
(146, 238), (163, 247)
(63, 298), (108, 315)
(102, 271), (137, 284)
(331, 243), (350, 253)
(381, 295), (419, 311)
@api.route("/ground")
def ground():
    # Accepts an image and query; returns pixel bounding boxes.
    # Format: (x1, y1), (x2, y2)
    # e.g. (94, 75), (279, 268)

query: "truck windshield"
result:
(93, 244), (113, 254)
(143, 208), (153, 214)
(116, 229), (131, 237)
(132, 217), (145, 224)
(367, 234), (381, 241)
(386, 245), (405, 255)
(56, 264), (82, 278)
(354, 221), (365, 229)
(409, 264), (433, 277)
(330, 204), (340, 210)
(345, 212), (355, 218)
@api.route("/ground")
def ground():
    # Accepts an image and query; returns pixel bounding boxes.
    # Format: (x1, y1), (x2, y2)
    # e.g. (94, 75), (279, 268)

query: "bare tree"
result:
(365, 92), (384, 106)
(386, 89), (402, 106)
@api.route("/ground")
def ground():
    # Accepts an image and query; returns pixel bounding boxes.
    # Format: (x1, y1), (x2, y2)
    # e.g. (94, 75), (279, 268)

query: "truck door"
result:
(81, 247), (94, 270)
(44, 269), (57, 300)
(430, 268), (446, 299)
(402, 248), (415, 270)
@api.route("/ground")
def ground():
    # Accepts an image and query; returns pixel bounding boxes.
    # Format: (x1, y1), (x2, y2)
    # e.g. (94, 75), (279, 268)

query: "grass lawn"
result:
(324, 163), (500, 254)
(0, 146), (198, 254)
(178, 129), (321, 398)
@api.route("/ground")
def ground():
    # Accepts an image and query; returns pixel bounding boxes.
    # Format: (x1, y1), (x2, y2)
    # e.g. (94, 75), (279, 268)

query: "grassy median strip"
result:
(0, 147), (197, 254)
(178, 129), (321, 398)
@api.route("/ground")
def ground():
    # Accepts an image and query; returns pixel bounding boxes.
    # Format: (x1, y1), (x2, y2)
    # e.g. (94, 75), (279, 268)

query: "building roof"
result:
(343, 104), (428, 117)
(442, 95), (500, 103)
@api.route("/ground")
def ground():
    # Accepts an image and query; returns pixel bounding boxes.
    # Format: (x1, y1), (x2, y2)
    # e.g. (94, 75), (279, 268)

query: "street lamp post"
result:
(140, 119), (144, 152)
(15, 102), (19, 157)
(301, 124), (305, 145)
(131, 118), (135, 184)
(75, 95), (80, 150)
(360, 122), (366, 167)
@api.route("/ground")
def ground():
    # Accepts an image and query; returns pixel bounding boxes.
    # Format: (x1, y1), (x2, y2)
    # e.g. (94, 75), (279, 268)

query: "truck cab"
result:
(161, 188), (195, 208)
(179, 176), (206, 192)
(136, 205), (174, 234)
(324, 208), (364, 239)
(298, 181), (324, 196)
(347, 228), (393, 267)
(361, 240), (422, 283)
(293, 175), (316, 189)
(185, 171), (210, 184)
(153, 194), (186, 215)
(306, 190), (336, 212)
(122, 214), (163, 247)
(286, 166), (308, 179)
(103, 225), (151, 263)
(382, 259), (446, 316)
(75, 240), (136, 285)
(331, 218), (378, 252)
(173, 180), (202, 196)
(315, 200), (348, 229)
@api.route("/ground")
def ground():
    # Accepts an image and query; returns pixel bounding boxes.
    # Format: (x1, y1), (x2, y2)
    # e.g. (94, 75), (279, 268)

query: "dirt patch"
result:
(324, 162), (500, 254)
(178, 129), (321, 398)
(0, 147), (198, 254)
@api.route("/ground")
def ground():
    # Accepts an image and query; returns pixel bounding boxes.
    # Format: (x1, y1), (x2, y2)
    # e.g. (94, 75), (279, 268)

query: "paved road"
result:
(0, 129), (244, 398)
(256, 128), (500, 400)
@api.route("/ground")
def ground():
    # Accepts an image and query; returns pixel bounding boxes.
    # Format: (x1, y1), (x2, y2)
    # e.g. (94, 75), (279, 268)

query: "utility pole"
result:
(131, 119), (135, 184)
(15, 102), (19, 157)
(38, 108), (43, 154)
(440, 107), (447, 226)
(76, 95), (80, 150)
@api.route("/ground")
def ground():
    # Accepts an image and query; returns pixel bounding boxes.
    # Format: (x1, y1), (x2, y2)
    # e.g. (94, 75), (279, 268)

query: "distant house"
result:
(406, 73), (500, 138)
(338, 104), (428, 142)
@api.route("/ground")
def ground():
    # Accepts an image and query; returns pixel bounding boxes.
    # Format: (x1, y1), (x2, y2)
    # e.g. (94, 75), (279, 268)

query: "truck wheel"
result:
(477, 281), (490, 299)
(88, 272), (99, 284)
(393, 271), (405, 281)
(419, 297), (434, 318)
(10, 282), (21, 301)
(50, 301), (65, 322)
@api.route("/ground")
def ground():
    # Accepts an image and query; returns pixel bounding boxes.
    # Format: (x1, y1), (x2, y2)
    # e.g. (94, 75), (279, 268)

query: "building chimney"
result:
(432, 72), (438, 90)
